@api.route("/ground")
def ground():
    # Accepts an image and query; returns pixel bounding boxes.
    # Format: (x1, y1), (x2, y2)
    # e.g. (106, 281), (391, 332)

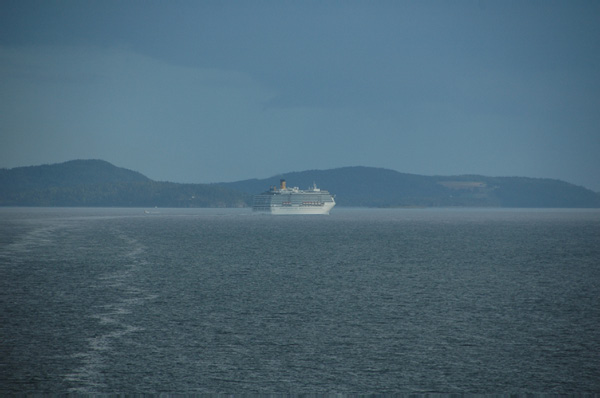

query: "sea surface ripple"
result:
(1, 207), (599, 394)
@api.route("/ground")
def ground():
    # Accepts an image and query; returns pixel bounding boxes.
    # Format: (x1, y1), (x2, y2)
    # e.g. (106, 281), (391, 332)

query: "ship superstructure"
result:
(253, 179), (336, 215)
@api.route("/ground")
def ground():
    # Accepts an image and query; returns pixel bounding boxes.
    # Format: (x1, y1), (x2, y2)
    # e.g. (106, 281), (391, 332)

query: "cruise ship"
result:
(253, 179), (336, 215)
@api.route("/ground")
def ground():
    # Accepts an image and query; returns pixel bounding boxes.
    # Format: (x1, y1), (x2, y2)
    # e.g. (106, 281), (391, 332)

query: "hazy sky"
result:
(1, 1), (599, 190)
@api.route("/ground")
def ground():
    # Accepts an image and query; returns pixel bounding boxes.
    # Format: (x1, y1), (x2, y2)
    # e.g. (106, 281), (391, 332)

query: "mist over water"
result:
(1, 208), (599, 393)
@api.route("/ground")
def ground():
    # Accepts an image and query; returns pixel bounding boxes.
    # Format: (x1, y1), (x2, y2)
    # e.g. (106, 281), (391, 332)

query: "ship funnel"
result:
(280, 179), (286, 190)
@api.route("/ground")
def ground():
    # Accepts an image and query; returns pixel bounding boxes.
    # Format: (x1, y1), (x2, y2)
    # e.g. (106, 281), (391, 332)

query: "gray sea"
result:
(1, 207), (599, 394)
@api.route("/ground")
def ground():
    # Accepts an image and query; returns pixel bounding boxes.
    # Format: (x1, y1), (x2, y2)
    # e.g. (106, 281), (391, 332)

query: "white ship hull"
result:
(257, 200), (335, 215)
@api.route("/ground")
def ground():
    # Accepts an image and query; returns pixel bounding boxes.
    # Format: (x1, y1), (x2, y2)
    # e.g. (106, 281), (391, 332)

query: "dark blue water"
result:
(1, 207), (599, 394)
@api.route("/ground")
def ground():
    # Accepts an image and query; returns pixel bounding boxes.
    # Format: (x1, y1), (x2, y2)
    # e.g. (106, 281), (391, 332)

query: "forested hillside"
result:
(0, 160), (249, 207)
(2, 161), (599, 208)
(222, 166), (600, 208)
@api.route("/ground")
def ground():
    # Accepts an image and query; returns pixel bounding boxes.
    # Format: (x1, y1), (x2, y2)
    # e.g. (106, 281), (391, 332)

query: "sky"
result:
(1, 1), (599, 190)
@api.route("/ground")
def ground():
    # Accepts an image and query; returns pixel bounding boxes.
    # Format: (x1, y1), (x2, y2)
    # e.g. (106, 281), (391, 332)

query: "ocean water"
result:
(1, 207), (599, 394)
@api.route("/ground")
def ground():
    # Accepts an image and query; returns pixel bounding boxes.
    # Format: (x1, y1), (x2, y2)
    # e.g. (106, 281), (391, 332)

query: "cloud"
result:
(0, 45), (381, 182)
(1, 37), (599, 190)
(1, 46), (280, 178)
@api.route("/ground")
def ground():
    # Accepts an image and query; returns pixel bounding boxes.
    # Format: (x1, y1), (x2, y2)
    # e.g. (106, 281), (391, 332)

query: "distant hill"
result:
(0, 159), (150, 189)
(220, 166), (600, 208)
(0, 160), (249, 207)
(2, 161), (599, 208)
